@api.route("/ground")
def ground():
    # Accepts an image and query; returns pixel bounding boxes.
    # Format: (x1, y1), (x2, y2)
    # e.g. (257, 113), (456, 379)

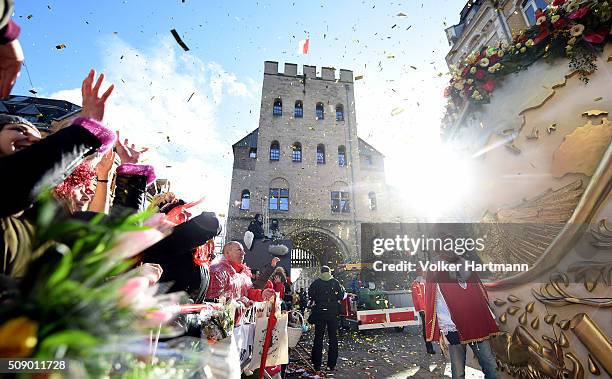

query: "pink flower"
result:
(568, 6), (589, 20)
(475, 70), (485, 80)
(118, 277), (150, 307)
(106, 229), (165, 259)
(142, 309), (174, 327)
(483, 79), (495, 93)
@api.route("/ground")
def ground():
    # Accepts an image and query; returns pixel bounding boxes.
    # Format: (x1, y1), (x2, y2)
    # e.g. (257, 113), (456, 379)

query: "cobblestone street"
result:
(287, 326), (454, 379)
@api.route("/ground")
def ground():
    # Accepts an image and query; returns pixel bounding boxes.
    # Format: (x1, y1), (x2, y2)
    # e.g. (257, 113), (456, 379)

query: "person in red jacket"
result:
(205, 241), (275, 321)
(411, 269), (435, 354)
(424, 250), (500, 379)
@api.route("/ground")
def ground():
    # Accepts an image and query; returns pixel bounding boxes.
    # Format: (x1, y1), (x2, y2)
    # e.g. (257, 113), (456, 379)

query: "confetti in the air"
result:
(391, 107), (404, 116)
(29, 89), (37, 94)
(354, 75), (364, 80)
(396, 12), (407, 17)
(56, 44), (66, 49)
(187, 92), (195, 102)
(26, 15), (33, 20)
(170, 29), (190, 51)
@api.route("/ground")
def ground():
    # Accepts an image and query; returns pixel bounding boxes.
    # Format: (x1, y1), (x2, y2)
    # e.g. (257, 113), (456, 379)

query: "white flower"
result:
(479, 57), (490, 67)
(551, 15), (561, 23)
(570, 24), (585, 37)
(536, 16), (547, 25)
(525, 39), (535, 47)
(520, 47), (527, 53)
(567, 37), (577, 45)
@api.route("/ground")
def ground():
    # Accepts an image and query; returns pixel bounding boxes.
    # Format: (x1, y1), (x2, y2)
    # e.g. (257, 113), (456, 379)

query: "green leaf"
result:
(47, 246), (73, 287)
(39, 330), (99, 352)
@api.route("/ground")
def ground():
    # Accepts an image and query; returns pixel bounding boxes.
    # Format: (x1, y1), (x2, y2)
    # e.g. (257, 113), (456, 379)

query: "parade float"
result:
(442, 0), (611, 378)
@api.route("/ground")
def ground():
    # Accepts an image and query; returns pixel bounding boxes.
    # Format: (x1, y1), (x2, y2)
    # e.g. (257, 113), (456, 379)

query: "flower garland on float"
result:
(443, 0), (612, 127)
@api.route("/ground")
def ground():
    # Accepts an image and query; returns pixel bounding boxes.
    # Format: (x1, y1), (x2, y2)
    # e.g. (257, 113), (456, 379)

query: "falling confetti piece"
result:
(354, 75), (364, 80)
(391, 24), (397, 29)
(593, 97), (603, 101)
(410, 65), (417, 70)
(47, 5), (51, 10)
(28, 89), (37, 94)
(397, 12), (407, 17)
(387, 54), (395, 59)
(391, 107), (404, 116)
(187, 92), (195, 102)
(26, 15), (33, 20)
(166, 136), (171, 142)
(170, 28), (190, 51)
(55, 44), (66, 49)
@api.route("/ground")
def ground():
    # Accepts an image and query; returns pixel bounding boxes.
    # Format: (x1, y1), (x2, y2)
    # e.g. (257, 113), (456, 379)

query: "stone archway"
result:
(287, 226), (349, 267)
(286, 226), (350, 290)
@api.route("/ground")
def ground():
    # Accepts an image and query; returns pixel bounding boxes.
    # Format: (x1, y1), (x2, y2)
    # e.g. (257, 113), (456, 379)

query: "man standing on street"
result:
(411, 269), (435, 354)
(308, 266), (345, 376)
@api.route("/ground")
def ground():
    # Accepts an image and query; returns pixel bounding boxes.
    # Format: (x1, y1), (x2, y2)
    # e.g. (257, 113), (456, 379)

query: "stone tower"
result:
(227, 61), (397, 269)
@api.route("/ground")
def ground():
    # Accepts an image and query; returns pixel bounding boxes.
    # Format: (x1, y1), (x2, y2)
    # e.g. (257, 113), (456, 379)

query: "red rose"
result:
(483, 79), (495, 93)
(462, 66), (470, 77)
(475, 69), (485, 80)
(552, 18), (568, 29)
(489, 53), (499, 64)
(552, 0), (565, 6)
(534, 28), (550, 44)
(583, 27), (610, 44)
(568, 6), (589, 20)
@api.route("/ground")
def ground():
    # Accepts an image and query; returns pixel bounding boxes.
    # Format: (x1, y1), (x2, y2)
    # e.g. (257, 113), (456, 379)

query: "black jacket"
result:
(141, 212), (220, 301)
(308, 277), (345, 318)
(1, 124), (101, 277)
(247, 219), (265, 239)
(0, 124), (101, 218)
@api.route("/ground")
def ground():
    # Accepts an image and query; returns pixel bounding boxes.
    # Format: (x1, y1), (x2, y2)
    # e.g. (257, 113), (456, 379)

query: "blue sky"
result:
(12, 0), (466, 214)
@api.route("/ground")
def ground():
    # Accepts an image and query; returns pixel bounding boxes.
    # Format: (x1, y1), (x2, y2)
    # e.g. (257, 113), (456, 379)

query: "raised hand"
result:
(115, 131), (149, 164)
(80, 69), (114, 122)
(96, 149), (116, 179)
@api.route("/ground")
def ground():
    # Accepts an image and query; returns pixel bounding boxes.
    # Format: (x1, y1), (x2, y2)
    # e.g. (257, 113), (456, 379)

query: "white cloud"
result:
(50, 36), (257, 215)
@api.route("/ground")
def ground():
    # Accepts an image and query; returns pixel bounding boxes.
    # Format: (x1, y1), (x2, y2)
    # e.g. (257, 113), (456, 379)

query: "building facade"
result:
(445, 0), (551, 68)
(226, 61), (403, 268)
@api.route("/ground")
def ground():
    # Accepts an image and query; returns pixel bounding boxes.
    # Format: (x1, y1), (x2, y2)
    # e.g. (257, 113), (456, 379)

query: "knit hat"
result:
(0, 114), (36, 131)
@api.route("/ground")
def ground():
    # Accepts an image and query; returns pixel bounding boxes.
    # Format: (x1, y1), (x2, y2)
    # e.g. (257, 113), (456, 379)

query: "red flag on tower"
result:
(298, 38), (309, 55)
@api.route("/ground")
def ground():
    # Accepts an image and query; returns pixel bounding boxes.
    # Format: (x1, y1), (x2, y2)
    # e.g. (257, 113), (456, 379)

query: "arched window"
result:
(338, 145), (346, 167)
(368, 191), (377, 211)
(292, 142), (302, 162)
(273, 98), (282, 116)
(270, 141), (280, 161)
(315, 102), (324, 120)
(335, 104), (344, 121)
(294, 100), (303, 118)
(240, 190), (250, 210)
(316, 144), (325, 164)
